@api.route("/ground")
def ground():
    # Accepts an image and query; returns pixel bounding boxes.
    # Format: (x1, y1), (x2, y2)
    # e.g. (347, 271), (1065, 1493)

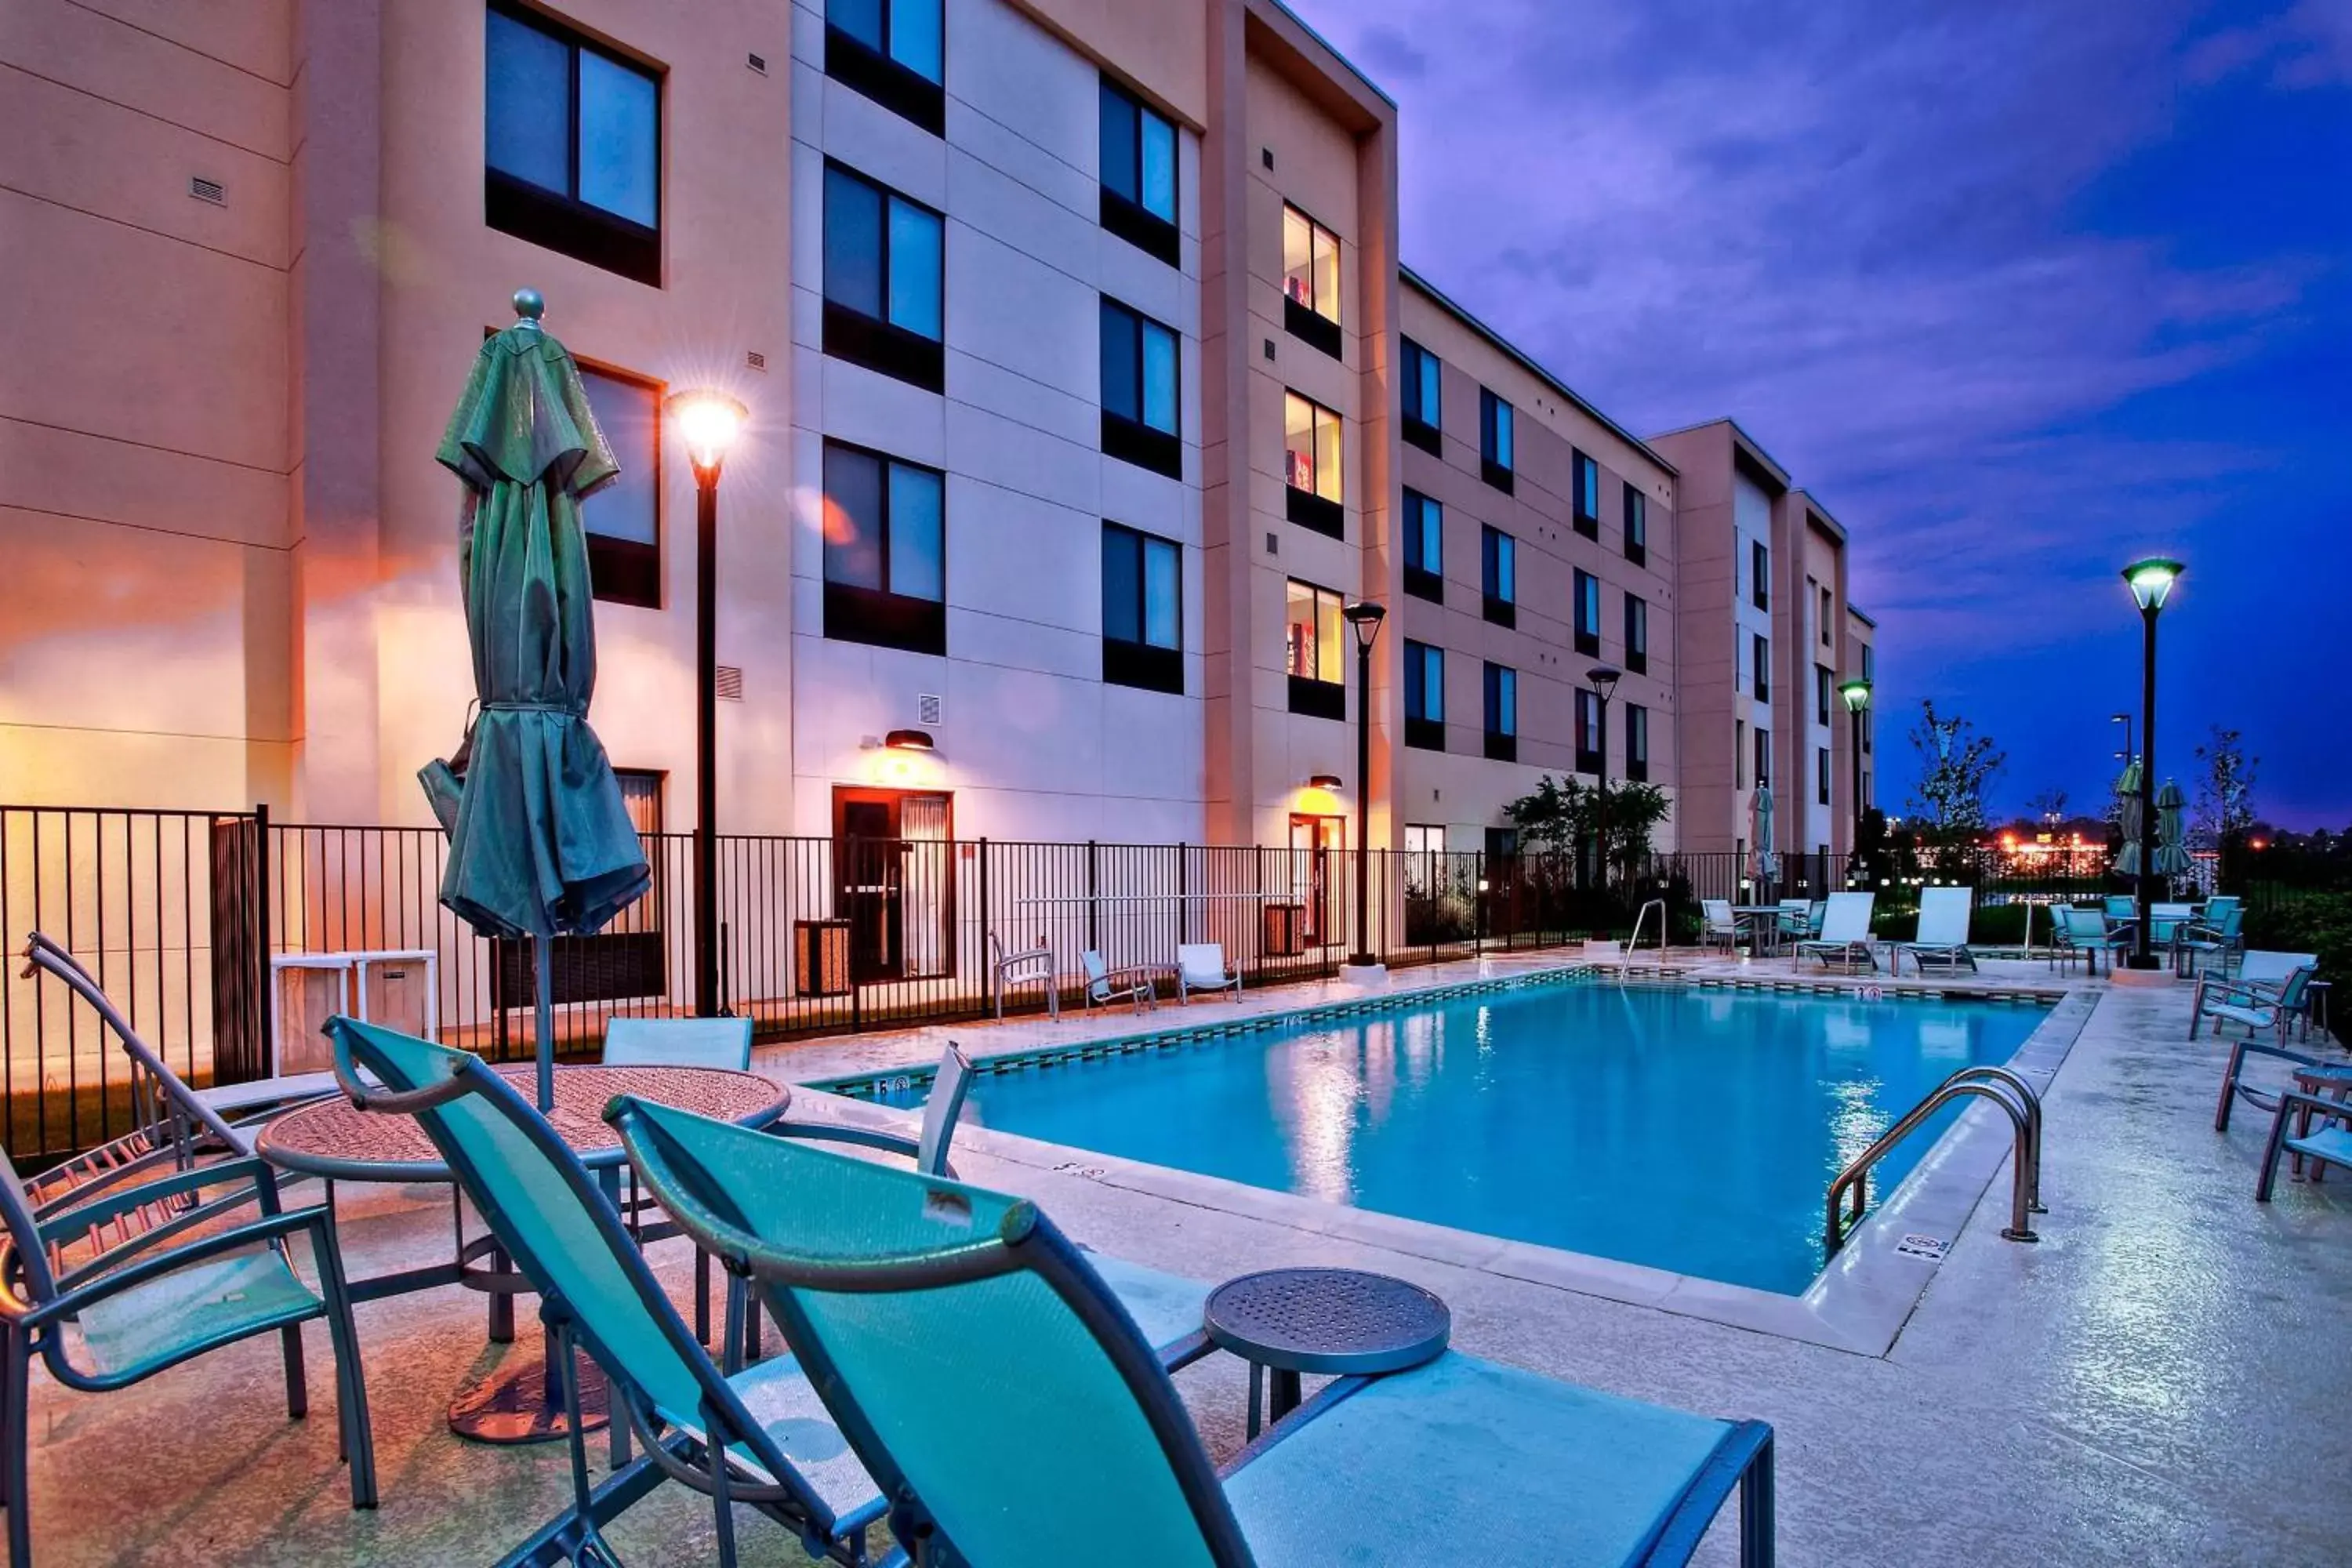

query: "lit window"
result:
(1284, 579), (1345, 719)
(1099, 77), (1178, 264)
(1283, 391), (1344, 537)
(822, 440), (945, 655)
(1574, 570), (1602, 656)
(1572, 451), (1599, 537)
(823, 162), (945, 390)
(1281, 205), (1342, 356)
(1102, 522), (1182, 694)
(826, 0), (944, 133)
(485, 4), (660, 285)
(575, 364), (661, 608)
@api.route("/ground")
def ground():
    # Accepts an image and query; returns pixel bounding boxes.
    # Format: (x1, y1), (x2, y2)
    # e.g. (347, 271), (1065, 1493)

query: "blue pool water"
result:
(876, 981), (2047, 1294)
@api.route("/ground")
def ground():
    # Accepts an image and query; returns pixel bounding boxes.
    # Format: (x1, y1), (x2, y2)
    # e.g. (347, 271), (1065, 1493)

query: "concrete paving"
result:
(13, 955), (2350, 1565)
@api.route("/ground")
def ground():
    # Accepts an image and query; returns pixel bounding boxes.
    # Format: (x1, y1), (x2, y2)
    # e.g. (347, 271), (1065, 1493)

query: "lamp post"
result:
(2111, 710), (2132, 767)
(666, 390), (747, 1016)
(1585, 665), (1621, 891)
(1342, 600), (1387, 969)
(1838, 677), (1872, 884)
(2121, 557), (2182, 971)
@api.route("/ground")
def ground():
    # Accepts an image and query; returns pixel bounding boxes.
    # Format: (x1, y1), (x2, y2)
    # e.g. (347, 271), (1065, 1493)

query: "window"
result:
(1403, 641), (1444, 751)
(1572, 451), (1599, 538)
(1818, 746), (1832, 806)
(1403, 823), (1446, 896)
(1403, 488), (1443, 603)
(1754, 726), (1771, 789)
(822, 440), (945, 655)
(1284, 580), (1345, 719)
(823, 162), (944, 391)
(1816, 664), (1833, 727)
(1622, 593), (1649, 675)
(826, 0), (944, 134)
(1099, 78), (1178, 265)
(576, 365), (661, 608)
(1281, 205), (1342, 358)
(1735, 718), (1746, 788)
(1573, 569), (1602, 657)
(1751, 540), (1769, 610)
(1861, 644), (1875, 753)
(485, 4), (660, 285)
(1481, 527), (1515, 627)
(1400, 337), (1442, 455)
(1752, 633), (1770, 702)
(1626, 702), (1650, 782)
(1623, 484), (1646, 564)
(1483, 663), (1518, 761)
(1102, 297), (1181, 477)
(1820, 585), (1834, 647)
(1102, 523), (1181, 694)
(1575, 689), (1602, 775)
(1479, 389), (1515, 492)
(1282, 392), (1344, 536)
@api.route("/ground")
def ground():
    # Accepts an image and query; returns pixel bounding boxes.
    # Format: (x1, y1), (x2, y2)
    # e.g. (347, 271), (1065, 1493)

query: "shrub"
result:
(2247, 891), (2352, 996)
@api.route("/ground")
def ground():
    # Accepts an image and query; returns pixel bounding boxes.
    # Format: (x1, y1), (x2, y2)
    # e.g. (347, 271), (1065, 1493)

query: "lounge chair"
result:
(2210, 986), (2343, 1135)
(2193, 962), (2317, 1045)
(1795, 892), (1878, 973)
(606, 1095), (1779, 1568)
(602, 1017), (756, 1348)
(1082, 949), (1156, 1013)
(0, 1136), (376, 1566)
(989, 933), (1058, 1021)
(1889, 886), (1976, 975)
(1176, 942), (1243, 1004)
(1700, 899), (1744, 955)
(2255, 1088), (2352, 1202)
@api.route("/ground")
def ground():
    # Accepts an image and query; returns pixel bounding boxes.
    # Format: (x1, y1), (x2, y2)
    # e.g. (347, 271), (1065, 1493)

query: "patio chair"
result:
(603, 1018), (756, 1349)
(0, 1137), (376, 1566)
(1889, 886), (1976, 975)
(2254, 1088), (2352, 1203)
(1082, 949), (1156, 1014)
(989, 933), (1058, 1021)
(2209, 991), (2344, 1136)
(2172, 902), (2244, 977)
(1700, 899), (1744, 955)
(607, 1096), (1777, 1568)
(1795, 892), (1878, 973)
(1176, 942), (1243, 1004)
(2103, 895), (2136, 923)
(2049, 906), (2121, 976)
(2191, 963), (2317, 1045)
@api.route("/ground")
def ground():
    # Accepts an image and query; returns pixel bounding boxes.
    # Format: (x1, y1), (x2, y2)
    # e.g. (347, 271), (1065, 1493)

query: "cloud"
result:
(2186, 0), (2352, 90)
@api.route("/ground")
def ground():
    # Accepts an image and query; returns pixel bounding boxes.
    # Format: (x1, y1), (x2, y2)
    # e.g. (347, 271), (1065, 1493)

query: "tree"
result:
(1904, 700), (2006, 844)
(1503, 775), (1673, 880)
(2025, 788), (2068, 824)
(2194, 725), (2259, 886)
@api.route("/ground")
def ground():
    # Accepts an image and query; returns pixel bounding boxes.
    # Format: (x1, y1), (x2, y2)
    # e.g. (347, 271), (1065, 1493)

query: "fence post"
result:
(977, 837), (990, 1014)
(1178, 841), (1189, 946)
(1086, 840), (1100, 953)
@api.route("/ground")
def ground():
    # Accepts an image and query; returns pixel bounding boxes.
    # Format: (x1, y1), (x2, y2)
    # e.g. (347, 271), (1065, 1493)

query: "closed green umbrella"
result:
(421, 289), (650, 1109)
(1753, 785), (1780, 887)
(2112, 759), (2144, 877)
(2154, 779), (2192, 877)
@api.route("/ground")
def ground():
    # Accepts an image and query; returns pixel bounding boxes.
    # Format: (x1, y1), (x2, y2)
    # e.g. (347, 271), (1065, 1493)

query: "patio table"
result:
(258, 1062), (787, 1443)
(1733, 905), (1793, 955)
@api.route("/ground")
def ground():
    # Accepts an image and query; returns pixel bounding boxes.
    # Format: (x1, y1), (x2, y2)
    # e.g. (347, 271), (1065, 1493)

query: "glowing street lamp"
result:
(1586, 665), (1621, 890)
(665, 389), (748, 1016)
(1342, 601), (1386, 969)
(2121, 557), (2183, 970)
(1838, 677), (1871, 882)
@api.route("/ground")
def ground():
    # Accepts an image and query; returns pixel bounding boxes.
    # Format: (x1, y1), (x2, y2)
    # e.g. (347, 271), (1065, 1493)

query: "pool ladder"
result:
(1824, 1065), (2045, 1256)
(1617, 898), (1669, 974)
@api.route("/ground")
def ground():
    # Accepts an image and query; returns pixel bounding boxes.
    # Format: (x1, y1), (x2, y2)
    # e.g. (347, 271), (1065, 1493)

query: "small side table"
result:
(1203, 1267), (1451, 1439)
(2304, 980), (2332, 1045)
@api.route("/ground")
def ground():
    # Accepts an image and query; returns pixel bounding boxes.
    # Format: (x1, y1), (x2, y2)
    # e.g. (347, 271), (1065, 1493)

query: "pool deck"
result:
(16, 952), (2352, 1564)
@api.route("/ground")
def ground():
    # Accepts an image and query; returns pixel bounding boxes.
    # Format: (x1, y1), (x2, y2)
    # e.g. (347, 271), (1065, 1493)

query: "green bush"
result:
(2247, 892), (2351, 991)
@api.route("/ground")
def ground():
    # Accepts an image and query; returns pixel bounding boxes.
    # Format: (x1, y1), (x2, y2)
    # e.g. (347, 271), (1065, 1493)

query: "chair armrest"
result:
(39, 1156), (279, 1243)
(34, 1204), (333, 1330)
(2275, 1090), (2352, 1128)
(766, 1119), (956, 1180)
(1099, 964), (1160, 987)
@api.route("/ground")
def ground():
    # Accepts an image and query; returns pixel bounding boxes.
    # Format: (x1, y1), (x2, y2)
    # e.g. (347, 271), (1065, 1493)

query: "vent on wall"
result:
(747, 52), (768, 74)
(189, 176), (225, 205)
(716, 665), (744, 702)
(916, 692), (942, 726)
(745, 350), (768, 371)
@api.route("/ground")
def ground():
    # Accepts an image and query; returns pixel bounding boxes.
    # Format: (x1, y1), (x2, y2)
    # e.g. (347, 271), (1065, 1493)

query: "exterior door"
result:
(832, 788), (954, 983)
(1288, 813), (1342, 947)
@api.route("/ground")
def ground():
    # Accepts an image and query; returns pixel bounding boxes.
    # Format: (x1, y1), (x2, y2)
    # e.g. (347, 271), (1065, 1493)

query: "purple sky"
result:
(1290, 0), (2352, 828)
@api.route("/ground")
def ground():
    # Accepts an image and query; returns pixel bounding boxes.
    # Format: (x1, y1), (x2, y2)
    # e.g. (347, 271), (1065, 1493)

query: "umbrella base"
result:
(449, 1341), (610, 1445)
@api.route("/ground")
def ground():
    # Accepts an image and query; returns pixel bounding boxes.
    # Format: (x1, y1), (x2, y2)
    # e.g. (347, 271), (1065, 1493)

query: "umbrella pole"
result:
(535, 938), (555, 1112)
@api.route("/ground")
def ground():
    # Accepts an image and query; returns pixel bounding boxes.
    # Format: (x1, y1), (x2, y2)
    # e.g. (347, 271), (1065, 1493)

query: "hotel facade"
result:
(2, 0), (1877, 873)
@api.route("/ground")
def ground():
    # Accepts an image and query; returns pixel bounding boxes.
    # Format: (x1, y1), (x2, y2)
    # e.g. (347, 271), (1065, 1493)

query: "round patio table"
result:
(1203, 1267), (1450, 1439)
(259, 1063), (787, 1443)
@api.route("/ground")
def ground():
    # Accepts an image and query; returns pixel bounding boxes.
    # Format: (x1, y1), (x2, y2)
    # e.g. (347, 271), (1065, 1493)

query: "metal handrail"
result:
(1621, 898), (1668, 970)
(1825, 1069), (2045, 1254)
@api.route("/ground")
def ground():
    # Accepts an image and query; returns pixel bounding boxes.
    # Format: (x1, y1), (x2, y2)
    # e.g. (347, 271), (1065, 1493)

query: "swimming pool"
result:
(866, 978), (2051, 1294)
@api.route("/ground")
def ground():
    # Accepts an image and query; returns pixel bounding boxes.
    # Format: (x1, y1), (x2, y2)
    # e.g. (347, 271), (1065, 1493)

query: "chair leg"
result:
(1740, 1433), (1776, 1568)
(2216, 1041), (2249, 1132)
(695, 1249), (712, 1347)
(280, 1323), (310, 1421)
(4, 1332), (31, 1568)
(2256, 1102), (2294, 1202)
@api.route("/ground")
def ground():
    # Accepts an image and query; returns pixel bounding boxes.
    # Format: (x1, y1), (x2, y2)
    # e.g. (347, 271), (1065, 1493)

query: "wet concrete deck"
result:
(16, 956), (2351, 1564)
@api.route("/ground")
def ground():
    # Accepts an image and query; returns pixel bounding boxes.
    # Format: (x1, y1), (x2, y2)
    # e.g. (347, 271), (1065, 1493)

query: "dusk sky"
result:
(1290, 0), (2351, 828)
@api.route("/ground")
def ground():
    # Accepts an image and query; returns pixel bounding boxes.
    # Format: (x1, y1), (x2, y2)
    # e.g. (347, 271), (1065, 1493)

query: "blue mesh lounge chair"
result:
(0, 1136), (376, 1566)
(1889, 887), (1976, 975)
(2209, 982), (2342, 1138)
(2172, 901), (2245, 976)
(1082, 949), (1157, 1013)
(603, 1018), (756, 1349)
(2254, 1088), (2352, 1202)
(608, 1096), (1777, 1568)
(1795, 892), (1877, 973)
(2194, 959), (2318, 1044)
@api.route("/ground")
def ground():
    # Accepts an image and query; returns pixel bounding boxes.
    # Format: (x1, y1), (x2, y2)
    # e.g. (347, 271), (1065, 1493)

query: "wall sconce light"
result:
(1308, 774), (1343, 790)
(884, 729), (935, 753)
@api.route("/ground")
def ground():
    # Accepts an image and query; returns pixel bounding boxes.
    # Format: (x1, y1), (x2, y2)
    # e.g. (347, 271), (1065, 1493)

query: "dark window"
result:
(1820, 584), (1834, 647)
(1284, 579), (1345, 719)
(1483, 662), (1517, 761)
(1818, 746), (1832, 806)
(1751, 540), (1769, 611)
(576, 364), (661, 608)
(1752, 633), (1770, 702)
(1481, 527), (1515, 627)
(1102, 522), (1182, 694)
(1572, 450), (1599, 537)
(1102, 297), (1181, 477)
(1735, 718), (1747, 789)
(1283, 391), (1344, 536)
(485, 4), (660, 285)
(1816, 664), (1833, 727)
(1403, 640), (1444, 751)
(1575, 688), (1602, 775)
(1623, 485), (1646, 564)
(1754, 725), (1771, 789)
(822, 440), (945, 655)
(1573, 569), (1601, 657)
(1624, 593), (1648, 674)
(1281, 204), (1343, 358)
(1479, 388), (1514, 492)
(823, 162), (944, 391)
(1403, 488), (1443, 603)
(1626, 702), (1650, 782)
(1400, 337), (1442, 455)
(1098, 77), (1178, 265)
(826, 0), (944, 135)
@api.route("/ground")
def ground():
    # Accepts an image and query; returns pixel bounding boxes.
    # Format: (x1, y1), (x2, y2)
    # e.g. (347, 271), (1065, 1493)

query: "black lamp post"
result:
(1585, 665), (1621, 890)
(666, 390), (747, 1017)
(1838, 677), (1871, 884)
(1342, 600), (1387, 968)
(2121, 557), (2182, 971)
